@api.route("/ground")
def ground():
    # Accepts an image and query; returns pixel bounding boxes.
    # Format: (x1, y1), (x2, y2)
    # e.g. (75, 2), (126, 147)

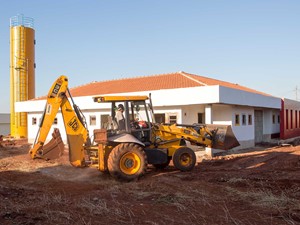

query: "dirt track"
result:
(0, 144), (300, 225)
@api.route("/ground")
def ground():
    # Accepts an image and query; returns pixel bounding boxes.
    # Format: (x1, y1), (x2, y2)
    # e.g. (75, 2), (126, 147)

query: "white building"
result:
(0, 113), (10, 135)
(16, 71), (281, 150)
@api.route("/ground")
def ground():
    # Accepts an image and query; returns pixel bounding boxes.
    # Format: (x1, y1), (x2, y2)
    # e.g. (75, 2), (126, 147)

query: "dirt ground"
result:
(0, 143), (299, 225)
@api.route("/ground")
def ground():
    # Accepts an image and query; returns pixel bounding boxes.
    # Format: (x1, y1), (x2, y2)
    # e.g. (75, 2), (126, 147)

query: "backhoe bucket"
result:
(39, 128), (65, 160)
(206, 124), (240, 150)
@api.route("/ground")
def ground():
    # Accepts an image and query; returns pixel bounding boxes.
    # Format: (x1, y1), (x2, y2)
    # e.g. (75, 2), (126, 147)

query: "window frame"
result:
(89, 115), (97, 126)
(242, 114), (247, 126)
(235, 114), (240, 126)
(248, 114), (252, 126)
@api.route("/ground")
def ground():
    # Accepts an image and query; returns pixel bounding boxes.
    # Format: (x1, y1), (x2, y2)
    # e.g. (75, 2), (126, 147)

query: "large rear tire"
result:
(172, 147), (196, 171)
(108, 143), (147, 181)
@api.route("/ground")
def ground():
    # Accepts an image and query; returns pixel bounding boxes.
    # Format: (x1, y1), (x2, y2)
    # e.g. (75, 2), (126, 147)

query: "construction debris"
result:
(0, 135), (29, 149)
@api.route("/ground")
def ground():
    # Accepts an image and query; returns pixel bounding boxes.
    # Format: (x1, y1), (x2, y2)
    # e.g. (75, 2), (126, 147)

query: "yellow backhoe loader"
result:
(30, 75), (239, 181)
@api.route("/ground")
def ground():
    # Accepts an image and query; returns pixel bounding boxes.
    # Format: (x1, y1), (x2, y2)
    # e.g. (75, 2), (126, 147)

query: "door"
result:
(254, 110), (263, 144)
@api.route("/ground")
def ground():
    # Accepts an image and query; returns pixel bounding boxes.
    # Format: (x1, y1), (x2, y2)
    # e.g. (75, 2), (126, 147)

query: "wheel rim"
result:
(120, 152), (141, 175)
(180, 153), (192, 166)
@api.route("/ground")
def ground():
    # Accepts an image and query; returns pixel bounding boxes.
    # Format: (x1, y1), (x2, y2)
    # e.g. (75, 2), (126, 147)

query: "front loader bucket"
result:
(39, 128), (65, 160)
(206, 124), (240, 150)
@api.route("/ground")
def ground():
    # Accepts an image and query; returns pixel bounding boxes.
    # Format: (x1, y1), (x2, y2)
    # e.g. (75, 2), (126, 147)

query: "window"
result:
(286, 109), (289, 129)
(296, 111), (298, 128)
(242, 114), (246, 126)
(235, 114), (240, 126)
(198, 113), (204, 124)
(154, 114), (165, 123)
(278, 115), (280, 124)
(291, 110), (293, 129)
(169, 115), (177, 124)
(248, 114), (252, 125)
(100, 114), (110, 128)
(299, 111), (300, 128)
(272, 114), (276, 124)
(32, 117), (37, 125)
(90, 115), (96, 126)
(53, 118), (58, 125)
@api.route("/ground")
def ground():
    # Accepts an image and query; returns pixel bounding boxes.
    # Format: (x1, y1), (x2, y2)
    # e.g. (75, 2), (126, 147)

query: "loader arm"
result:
(29, 76), (89, 167)
(156, 123), (239, 150)
(156, 124), (213, 147)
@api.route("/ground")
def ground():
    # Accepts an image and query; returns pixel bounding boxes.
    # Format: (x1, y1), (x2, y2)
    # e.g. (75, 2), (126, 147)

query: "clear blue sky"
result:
(0, 0), (299, 113)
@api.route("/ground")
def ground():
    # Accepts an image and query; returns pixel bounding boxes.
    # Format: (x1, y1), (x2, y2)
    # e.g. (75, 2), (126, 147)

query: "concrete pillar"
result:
(205, 147), (213, 158)
(205, 104), (212, 124)
(205, 104), (214, 157)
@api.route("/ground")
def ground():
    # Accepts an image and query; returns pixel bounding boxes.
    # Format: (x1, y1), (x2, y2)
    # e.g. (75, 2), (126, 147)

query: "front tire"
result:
(108, 143), (147, 181)
(172, 147), (196, 171)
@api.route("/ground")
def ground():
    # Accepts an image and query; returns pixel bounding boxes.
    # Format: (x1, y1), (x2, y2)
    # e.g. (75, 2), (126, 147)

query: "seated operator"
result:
(115, 104), (126, 130)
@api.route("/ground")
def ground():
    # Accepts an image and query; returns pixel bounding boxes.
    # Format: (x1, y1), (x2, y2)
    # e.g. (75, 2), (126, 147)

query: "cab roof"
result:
(93, 95), (149, 103)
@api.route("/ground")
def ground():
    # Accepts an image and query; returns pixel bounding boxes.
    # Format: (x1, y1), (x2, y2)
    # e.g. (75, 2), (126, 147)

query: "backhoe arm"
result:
(29, 76), (89, 167)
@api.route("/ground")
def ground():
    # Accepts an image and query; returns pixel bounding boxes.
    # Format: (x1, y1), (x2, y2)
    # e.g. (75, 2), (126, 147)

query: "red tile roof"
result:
(36, 71), (270, 99)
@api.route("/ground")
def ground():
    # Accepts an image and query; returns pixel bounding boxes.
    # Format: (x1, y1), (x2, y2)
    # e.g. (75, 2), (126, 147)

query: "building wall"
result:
(27, 106), (185, 143)
(213, 104), (255, 149)
(262, 109), (280, 141)
(0, 114), (11, 135)
(280, 98), (300, 139)
(181, 105), (205, 124)
(28, 110), (112, 144)
(26, 102), (280, 151)
(219, 86), (281, 108)
(211, 105), (280, 148)
(18, 85), (282, 149)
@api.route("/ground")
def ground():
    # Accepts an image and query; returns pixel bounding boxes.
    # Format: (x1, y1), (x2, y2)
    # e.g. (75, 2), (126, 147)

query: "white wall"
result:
(27, 106), (185, 143)
(219, 86), (281, 109)
(232, 106), (254, 142)
(153, 107), (182, 123)
(263, 109), (280, 135)
(212, 104), (233, 125)
(28, 110), (112, 144)
(213, 104), (254, 142)
(181, 105), (205, 124)
(28, 112), (62, 143)
(16, 85), (281, 113)
(15, 86), (221, 113)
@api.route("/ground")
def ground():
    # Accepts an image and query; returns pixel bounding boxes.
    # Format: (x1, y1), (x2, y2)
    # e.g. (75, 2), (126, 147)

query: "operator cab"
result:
(93, 96), (154, 143)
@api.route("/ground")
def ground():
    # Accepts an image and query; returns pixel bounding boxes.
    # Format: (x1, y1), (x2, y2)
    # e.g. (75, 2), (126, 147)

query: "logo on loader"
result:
(68, 117), (79, 132)
(50, 83), (61, 98)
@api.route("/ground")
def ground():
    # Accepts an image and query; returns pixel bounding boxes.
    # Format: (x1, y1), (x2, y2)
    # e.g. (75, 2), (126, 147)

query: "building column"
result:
(205, 104), (214, 157)
(205, 104), (212, 124)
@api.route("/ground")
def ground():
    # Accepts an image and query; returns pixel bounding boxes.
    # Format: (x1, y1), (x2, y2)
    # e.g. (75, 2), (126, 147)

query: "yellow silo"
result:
(10, 14), (35, 138)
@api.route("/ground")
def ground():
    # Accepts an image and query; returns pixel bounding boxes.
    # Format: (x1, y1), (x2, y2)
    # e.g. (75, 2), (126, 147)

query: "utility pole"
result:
(296, 86), (298, 101)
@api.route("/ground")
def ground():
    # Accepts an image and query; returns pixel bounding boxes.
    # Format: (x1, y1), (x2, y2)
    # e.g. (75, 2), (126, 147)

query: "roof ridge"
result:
(179, 71), (208, 86)
(180, 71), (244, 87)
(180, 71), (230, 83)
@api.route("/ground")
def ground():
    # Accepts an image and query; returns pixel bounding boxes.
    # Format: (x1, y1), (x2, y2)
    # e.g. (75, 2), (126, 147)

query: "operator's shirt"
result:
(115, 110), (125, 130)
